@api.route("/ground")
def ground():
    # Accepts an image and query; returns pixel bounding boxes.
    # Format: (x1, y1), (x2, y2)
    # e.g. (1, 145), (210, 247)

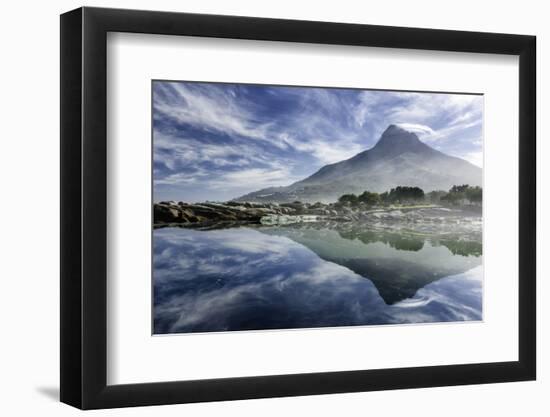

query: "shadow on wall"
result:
(35, 386), (59, 401)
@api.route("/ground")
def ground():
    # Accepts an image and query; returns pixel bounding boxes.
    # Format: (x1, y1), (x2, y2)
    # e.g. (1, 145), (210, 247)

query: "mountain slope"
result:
(237, 125), (482, 203)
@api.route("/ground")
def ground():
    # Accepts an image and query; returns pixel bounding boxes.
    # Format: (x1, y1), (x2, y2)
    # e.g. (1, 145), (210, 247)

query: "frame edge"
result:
(518, 34), (537, 380)
(60, 7), (84, 409)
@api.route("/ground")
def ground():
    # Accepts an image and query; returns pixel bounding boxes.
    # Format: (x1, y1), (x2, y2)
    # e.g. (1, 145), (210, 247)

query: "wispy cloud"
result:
(154, 82), (272, 142)
(395, 123), (435, 136)
(208, 166), (303, 194)
(153, 82), (483, 201)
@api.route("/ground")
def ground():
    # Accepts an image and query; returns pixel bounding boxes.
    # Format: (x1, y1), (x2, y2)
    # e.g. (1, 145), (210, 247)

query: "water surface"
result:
(153, 224), (482, 334)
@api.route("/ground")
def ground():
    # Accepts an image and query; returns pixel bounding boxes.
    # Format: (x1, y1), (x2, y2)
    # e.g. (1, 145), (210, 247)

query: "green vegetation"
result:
(439, 239), (482, 257)
(358, 190), (381, 206)
(337, 228), (482, 256)
(385, 186), (425, 203)
(426, 190), (447, 203)
(338, 193), (360, 205)
(337, 184), (482, 208)
(440, 185), (482, 205)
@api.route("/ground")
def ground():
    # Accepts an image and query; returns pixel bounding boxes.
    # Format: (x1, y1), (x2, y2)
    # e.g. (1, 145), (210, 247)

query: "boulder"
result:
(154, 204), (183, 223)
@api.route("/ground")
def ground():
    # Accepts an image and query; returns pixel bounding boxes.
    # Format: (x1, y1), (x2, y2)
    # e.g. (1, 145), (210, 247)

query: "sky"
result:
(153, 81), (483, 203)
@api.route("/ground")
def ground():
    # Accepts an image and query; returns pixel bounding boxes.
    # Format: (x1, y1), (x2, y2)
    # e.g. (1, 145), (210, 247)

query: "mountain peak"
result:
(379, 124), (421, 142)
(373, 124), (424, 156)
(383, 124), (407, 134)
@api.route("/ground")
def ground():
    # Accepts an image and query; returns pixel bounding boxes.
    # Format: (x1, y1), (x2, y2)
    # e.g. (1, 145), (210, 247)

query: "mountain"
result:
(260, 225), (482, 304)
(236, 125), (482, 203)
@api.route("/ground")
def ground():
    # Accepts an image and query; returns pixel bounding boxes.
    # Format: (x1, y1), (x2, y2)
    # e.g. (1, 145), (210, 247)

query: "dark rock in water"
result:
(154, 204), (184, 223)
(280, 202), (307, 214)
(224, 201), (244, 207)
(153, 201), (287, 226)
(153, 200), (480, 233)
(153, 200), (329, 226)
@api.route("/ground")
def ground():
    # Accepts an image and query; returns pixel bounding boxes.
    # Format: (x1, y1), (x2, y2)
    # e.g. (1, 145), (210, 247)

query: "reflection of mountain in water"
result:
(154, 226), (483, 333)
(261, 224), (482, 305)
(339, 229), (426, 252)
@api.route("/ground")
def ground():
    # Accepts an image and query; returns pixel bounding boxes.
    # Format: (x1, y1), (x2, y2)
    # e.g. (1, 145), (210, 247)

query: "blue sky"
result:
(153, 81), (483, 202)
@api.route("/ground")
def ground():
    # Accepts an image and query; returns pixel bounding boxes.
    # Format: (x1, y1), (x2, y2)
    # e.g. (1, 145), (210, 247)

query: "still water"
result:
(153, 225), (482, 334)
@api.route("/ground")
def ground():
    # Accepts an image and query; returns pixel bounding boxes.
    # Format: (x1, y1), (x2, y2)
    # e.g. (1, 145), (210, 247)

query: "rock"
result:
(153, 200), (475, 229)
(154, 204), (184, 223)
(260, 214), (319, 225)
(327, 215), (352, 222)
(153, 201), (282, 225)
(224, 201), (243, 207)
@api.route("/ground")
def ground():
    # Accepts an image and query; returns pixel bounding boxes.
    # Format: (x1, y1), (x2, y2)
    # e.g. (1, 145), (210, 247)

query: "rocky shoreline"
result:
(154, 200), (482, 230)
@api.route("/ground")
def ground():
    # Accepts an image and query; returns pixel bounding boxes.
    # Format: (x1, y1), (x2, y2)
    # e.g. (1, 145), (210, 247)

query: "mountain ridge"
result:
(236, 125), (481, 203)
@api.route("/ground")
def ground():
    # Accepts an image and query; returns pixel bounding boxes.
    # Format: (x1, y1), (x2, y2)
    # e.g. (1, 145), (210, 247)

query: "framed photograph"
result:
(60, 6), (536, 409)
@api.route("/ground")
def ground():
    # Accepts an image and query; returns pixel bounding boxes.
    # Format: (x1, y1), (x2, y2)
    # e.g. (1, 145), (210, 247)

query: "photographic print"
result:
(152, 81), (483, 335)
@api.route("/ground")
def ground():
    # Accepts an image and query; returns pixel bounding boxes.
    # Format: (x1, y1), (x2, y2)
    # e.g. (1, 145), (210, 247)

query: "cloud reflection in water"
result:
(153, 227), (482, 334)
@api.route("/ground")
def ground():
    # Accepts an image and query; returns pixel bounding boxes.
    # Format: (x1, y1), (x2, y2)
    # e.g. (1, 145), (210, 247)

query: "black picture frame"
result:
(60, 6), (536, 410)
